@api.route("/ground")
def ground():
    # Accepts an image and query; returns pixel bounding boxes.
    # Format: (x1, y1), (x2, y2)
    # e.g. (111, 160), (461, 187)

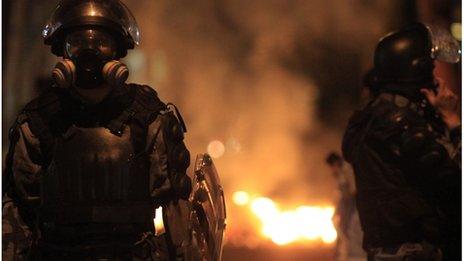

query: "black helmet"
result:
(372, 23), (460, 87)
(42, 0), (140, 58)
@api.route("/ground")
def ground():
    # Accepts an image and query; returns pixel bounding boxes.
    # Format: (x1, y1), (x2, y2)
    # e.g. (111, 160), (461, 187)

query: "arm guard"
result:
(147, 107), (192, 207)
(3, 115), (43, 259)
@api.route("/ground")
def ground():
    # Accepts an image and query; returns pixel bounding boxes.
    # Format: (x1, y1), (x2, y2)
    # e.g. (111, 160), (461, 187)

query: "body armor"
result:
(342, 92), (460, 259)
(40, 125), (153, 243)
(3, 85), (167, 255)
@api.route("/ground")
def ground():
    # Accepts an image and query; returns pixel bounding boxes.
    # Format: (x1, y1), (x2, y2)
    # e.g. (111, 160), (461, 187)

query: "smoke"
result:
(122, 0), (399, 237)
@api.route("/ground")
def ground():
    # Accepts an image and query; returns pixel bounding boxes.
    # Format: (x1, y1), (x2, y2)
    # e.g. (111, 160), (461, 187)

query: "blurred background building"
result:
(2, 0), (461, 260)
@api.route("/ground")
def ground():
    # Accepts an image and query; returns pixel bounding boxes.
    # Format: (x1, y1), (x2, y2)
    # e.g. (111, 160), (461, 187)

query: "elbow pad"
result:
(163, 112), (192, 200)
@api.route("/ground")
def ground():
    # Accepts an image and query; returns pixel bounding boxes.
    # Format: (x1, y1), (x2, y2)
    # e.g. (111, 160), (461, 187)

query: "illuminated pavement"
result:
(223, 246), (334, 261)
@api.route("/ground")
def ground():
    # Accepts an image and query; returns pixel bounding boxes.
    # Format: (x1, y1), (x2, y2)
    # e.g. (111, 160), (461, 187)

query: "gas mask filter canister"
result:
(52, 59), (129, 89)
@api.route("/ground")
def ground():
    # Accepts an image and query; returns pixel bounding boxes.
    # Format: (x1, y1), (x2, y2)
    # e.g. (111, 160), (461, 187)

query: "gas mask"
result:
(52, 29), (129, 89)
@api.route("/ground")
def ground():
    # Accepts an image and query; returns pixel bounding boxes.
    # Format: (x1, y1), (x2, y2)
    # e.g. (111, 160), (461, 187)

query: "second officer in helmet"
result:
(343, 23), (461, 260)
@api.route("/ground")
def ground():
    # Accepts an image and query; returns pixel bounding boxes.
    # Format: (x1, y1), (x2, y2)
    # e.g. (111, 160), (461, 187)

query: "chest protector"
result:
(41, 125), (151, 226)
(28, 85), (165, 242)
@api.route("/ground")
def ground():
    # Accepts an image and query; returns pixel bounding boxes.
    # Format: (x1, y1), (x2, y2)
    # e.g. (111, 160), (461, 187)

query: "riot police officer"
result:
(2, 0), (202, 259)
(342, 23), (461, 260)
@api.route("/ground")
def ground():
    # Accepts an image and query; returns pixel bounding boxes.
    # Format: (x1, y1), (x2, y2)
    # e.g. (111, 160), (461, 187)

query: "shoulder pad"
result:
(20, 91), (62, 133)
(385, 108), (426, 129)
(161, 111), (186, 143)
(129, 84), (166, 112)
(370, 96), (427, 131)
(7, 111), (31, 142)
(15, 90), (64, 144)
(366, 96), (432, 154)
(165, 103), (187, 133)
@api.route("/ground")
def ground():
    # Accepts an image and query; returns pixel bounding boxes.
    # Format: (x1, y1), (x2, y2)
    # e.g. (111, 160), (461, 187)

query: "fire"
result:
(153, 207), (165, 236)
(232, 191), (337, 246)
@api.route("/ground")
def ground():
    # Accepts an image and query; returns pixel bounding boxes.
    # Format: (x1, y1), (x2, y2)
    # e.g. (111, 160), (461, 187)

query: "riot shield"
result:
(190, 153), (226, 261)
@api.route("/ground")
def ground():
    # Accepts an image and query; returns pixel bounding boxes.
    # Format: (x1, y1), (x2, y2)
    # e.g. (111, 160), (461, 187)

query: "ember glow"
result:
(207, 140), (226, 159)
(232, 191), (251, 206)
(232, 191), (337, 246)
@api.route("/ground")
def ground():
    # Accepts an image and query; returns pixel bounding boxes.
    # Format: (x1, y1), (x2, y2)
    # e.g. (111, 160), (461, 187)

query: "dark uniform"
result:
(3, 1), (194, 260)
(3, 83), (193, 261)
(342, 23), (461, 261)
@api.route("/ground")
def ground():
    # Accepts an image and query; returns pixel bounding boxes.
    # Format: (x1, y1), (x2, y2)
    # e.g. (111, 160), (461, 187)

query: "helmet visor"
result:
(426, 24), (461, 63)
(64, 29), (118, 60)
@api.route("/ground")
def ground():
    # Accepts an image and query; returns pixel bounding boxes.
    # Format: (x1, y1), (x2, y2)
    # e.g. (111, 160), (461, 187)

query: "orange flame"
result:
(232, 191), (337, 246)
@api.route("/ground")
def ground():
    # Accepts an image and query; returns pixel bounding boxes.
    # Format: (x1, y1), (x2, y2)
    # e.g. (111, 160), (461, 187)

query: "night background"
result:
(2, 0), (461, 260)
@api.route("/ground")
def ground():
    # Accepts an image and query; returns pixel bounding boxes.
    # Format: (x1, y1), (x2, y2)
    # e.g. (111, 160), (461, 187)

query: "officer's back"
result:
(342, 23), (461, 261)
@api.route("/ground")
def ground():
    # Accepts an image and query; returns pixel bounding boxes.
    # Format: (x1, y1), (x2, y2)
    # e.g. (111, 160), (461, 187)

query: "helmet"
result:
(42, 0), (140, 58)
(372, 23), (460, 87)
